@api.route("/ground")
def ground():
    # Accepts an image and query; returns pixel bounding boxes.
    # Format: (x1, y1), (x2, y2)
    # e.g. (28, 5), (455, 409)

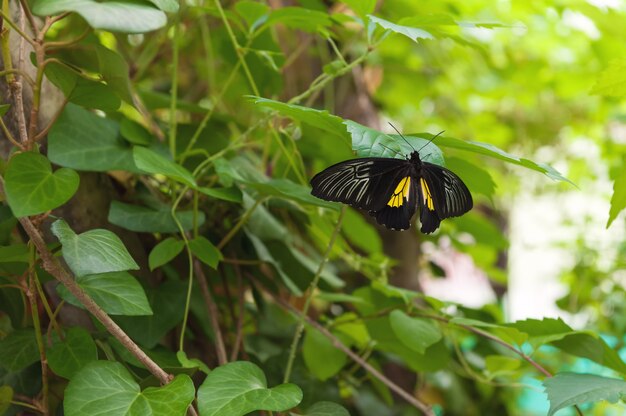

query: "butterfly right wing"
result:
(310, 158), (410, 212)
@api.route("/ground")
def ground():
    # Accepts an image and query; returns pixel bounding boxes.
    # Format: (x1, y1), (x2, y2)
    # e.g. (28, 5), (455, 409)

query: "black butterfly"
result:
(310, 138), (473, 233)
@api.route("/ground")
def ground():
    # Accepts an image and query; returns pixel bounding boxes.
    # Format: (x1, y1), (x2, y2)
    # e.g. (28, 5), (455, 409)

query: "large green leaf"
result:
(0, 245), (30, 263)
(303, 328), (347, 381)
(47, 327), (97, 379)
(434, 135), (573, 184)
(48, 104), (139, 173)
(32, 0), (167, 33)
(197, 361), (303, 416)
(252, 97), (350, 142)
(345, 120), (444, 165)
(607, 163), (626, 228)
(3, 152), (79, 217)
(544, 373), (626, 416)
(133, 147), (197, 188)
(265, 7), (332, 35)
(45, 61), (121, 111)
(64, 361), (194, 416)
(0, 330), (39, 372)
(108, 201), (205, 233)
(51, 219), (139, 277)
(389, 310), (442, 354)
(56, 271), (152, 316)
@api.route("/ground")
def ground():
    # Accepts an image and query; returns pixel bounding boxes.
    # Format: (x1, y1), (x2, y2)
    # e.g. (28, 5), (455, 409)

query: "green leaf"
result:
(32, 0), (167, 33)
(0, 104), (10, 116)
(133, 146), (197, 188)
(389, 310), (442, 354)
(435, 135), (573, 184)
(0, 330), (39, 371)
(234, 1), (269, 30)
(189, 236), (222, 269)
(591, 58), (626, 97)
(368, 15), (434, 42)
(51, 219), (139, 277)
(149, 238), (185, 271)
(607, 163), (626, 228)
(340, 0), (375, 20)
(115, 281), (186, 348)
(44, 61), (121, 111)
(108, 201), (205, 233)
(0, 385), (13, 415)
(341, 208), (382, 254)
(48, 104), (139, 173)
(266, 7), (332, 34)
(146, 0), (178, 13)
(345, 120), (444, 165)
(252, 97), (350, 142)
(57, 271), (152, 316)
(0, 245), (30, 263)
(303, 328), (347, 381)
(64, 361), (194, 416)
(248, 178), (338, 209)
(198, 186), (243, 203)
(120, 118), (152, 145)
(4, 152), (79, 217)
(96, 45), (134, 103)
(544, 373), (626, 416)
(47, 327), (97, 379)
(298, 401), (350, 416)
(176, 350), (210, 375)
(197, 361), (303, 416)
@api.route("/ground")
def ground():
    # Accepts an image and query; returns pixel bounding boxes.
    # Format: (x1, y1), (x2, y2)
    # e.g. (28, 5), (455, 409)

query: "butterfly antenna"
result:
(417, 130), (445, 153)
(378, 143), (404, 158)
(388, 122), (417, 153)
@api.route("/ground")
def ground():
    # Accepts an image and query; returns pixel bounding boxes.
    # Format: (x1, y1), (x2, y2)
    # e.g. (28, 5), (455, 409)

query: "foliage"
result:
(1, 0), (625, 415)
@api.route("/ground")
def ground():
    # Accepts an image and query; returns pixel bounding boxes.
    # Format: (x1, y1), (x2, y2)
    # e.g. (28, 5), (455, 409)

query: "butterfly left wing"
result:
(310, 158), (411, 211)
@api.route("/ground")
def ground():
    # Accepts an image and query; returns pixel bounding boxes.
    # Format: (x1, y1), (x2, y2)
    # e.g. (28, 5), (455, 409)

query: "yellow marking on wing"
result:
(387, 177), (411, 208)
(420, 178), (435, 211)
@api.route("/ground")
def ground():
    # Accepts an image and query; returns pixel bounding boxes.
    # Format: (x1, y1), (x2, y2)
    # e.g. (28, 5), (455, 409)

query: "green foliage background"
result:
(1, 0), (626, 415)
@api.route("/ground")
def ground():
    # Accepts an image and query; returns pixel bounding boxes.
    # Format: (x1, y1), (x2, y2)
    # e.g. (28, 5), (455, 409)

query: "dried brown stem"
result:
(255, 279), (435, 416)
(193, 260), (228, 365)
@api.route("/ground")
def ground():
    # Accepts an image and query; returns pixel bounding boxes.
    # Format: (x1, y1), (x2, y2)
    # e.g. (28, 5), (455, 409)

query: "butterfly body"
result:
(310, 151), (472, 233)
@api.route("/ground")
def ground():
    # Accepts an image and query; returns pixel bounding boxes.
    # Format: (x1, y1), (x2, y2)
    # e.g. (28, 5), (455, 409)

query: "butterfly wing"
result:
(373, 176), (418, 230)
(417, 163), (473, 233)
(310, 158), (411, 211)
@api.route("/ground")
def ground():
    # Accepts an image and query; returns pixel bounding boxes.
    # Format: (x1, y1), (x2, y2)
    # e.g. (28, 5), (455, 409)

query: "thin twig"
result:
(256, 279), (435, 416)
(193, 260), (228, 365)
(229, 259), (245, 361)
(33, 98), (67, 142)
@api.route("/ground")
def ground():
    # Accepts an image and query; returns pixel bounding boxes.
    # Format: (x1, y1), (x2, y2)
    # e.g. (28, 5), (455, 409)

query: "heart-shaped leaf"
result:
(389, 310), (442, 354)
(48, 327), (97, 379)
(4, 152), (79, 217)
(56, 271), (152, 316)
(0, 329), (39, 371)
(32, 0), (167, 33)
(108, 201), (205, 233)
(197, 361), (302, 416)
(51, 219), (139, 277)
(64, 361), (194, 416)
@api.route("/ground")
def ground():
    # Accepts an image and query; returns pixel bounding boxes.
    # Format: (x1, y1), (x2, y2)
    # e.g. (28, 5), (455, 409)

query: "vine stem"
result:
(283, 206), (346, 383)
(256, 278), (435, 416)
(169, 7), (181, 158)
(1, 192), (172, 384)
